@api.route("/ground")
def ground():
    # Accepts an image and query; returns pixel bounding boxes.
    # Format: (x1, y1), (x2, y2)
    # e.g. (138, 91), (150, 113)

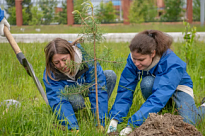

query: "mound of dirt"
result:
(128, 113), (202, 136)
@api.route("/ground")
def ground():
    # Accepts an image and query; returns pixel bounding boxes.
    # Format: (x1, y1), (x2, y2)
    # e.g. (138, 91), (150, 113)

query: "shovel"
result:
(4, 26), (49, 105)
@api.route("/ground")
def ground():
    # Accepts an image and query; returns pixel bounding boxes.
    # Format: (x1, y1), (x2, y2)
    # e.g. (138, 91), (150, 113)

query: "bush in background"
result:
(22, 7), (30, 25)
(129, 0), (158, 24)
(40, 0), (57, 25)
(7, 7), (16, 25)
(57, 1), (67, 24)
(29, 6), (43, 26)
(5, 0), (32, 25)
(193, 0), (200, 21)
(73, 0), (85, 24)
(160, 0), (185, 22)
(95, 1), (116, 23)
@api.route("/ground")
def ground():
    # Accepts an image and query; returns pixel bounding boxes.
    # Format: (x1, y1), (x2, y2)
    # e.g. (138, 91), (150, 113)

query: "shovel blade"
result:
(22, 58), (49, 105)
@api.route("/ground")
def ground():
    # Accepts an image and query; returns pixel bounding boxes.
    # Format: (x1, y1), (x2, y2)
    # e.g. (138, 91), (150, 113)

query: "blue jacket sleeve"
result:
(43, 71), (79, 130)
(85, 62), (108, 126)
(0, 9), (4, 21)
(128, 58), (186, 127)
(109, 54), (139, 123)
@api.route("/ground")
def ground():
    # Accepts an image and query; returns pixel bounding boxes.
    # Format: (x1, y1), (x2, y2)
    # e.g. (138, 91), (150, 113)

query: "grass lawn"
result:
(0, 39), (204, 135)
(10, 22), (205, 34)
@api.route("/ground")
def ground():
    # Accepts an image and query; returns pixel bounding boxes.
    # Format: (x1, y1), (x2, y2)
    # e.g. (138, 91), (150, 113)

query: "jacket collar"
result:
(143, 55), (160, 71)
(144, 49), (172, 74)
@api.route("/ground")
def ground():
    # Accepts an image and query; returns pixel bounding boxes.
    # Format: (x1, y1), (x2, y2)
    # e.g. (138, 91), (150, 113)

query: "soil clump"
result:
(128, 113), (202, 136)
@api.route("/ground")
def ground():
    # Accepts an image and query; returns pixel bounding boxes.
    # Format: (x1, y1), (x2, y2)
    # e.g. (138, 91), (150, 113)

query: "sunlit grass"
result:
(0, 41), (204, 135)
(10, 22), (205, 34)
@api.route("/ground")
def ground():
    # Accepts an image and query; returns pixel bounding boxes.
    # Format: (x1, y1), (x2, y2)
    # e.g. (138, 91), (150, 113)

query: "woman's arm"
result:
(43, 71), (79, 130)
(109, 54), (139, 123)
(128, 58), (186, 127)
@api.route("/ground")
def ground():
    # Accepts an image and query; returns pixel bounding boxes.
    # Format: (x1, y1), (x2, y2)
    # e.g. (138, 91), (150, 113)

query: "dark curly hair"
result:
(129, 30), (173, 57)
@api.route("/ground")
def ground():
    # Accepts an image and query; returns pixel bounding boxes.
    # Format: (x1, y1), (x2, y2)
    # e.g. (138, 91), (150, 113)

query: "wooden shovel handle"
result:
(4, 26), (22, 54)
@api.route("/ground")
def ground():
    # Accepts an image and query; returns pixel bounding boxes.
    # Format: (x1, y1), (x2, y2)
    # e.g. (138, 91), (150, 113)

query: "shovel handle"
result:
(4, 26), (22, 54)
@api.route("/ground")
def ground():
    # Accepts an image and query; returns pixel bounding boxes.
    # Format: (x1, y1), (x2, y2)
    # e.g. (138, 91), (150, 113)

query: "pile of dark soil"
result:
(128, 113), (202, 136)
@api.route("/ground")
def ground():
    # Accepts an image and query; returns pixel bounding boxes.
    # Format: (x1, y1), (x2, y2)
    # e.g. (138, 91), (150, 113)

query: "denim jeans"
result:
(140, 76), (205, 125)
(68, 70), (117, 112)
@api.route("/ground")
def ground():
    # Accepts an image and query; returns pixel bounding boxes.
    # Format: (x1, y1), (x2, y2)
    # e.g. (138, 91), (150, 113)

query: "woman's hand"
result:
(107, 119), (118, 133)
(0, 18), (10, 36)
(119, 126), (132, 136)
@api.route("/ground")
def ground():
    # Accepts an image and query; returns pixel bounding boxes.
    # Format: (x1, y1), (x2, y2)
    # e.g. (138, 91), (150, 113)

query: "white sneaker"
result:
(120, 126), (132, 136)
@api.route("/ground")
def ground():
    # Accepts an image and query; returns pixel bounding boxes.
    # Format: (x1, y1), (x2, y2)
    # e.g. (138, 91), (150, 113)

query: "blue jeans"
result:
(140, 76), (205, 125)
(67, 70), (117, 112)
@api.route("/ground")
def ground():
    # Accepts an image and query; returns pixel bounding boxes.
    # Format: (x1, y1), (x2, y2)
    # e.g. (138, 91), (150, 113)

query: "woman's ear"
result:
(151, 50), (156, 58)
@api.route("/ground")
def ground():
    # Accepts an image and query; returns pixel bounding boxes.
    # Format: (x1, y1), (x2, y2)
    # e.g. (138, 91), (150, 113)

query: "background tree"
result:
(193, 0), (200, 21)
(7, 7), (16, 25)
(129, 0), (158, 24)
(4, 0), (15, 15)
(54, 0), (86, 25)
(73, 0), (86, 24)
(22, 0), (32, 25)
(57, 1), (67, 24)
(5, 0), (32, 25)
(160, 0), (185, 22)
(29, 6), (44, 26)
(95, 1), (116, 23)
(40, 0), (57, 25)
(22, 7), (30, 25)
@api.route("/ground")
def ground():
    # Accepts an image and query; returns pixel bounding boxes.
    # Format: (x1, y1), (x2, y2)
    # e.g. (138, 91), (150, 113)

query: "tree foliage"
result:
(22, 0), (33, 25)
(95, 1), (116, 23)
(22, 7), (30, 25)
(193, 0), (200, 21)
(29, 6), (44, 26)
(4, 0), (15, 14)
(5, 0), (32, 25)
(160, 0), (185, 22)
(73, 0), (86, 24)
(39, 0), (57, 25)
(7, 7), (16, 25)
(129, 0), (158, 24)
(57, 1), (67, 24)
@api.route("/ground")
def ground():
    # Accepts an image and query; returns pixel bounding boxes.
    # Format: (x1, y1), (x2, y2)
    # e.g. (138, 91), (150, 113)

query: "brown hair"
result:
(129, 30), (173, 57)
(44, 38), (75, 81)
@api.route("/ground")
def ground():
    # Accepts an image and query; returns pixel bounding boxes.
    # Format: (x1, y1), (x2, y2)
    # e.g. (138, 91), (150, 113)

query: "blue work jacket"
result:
(43, 43), (108, 130)
(0, 8), (4, 21)
(109, 49), (193, 127)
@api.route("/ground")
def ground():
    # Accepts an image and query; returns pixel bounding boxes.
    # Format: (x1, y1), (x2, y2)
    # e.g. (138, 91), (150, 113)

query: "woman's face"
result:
(52, 54), (71, 73)
(131, 50), (156, 70)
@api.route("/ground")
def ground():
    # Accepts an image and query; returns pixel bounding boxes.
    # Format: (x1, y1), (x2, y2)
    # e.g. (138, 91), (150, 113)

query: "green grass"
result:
(10, 22), (205, 33)
(0, 41), (205, 135)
